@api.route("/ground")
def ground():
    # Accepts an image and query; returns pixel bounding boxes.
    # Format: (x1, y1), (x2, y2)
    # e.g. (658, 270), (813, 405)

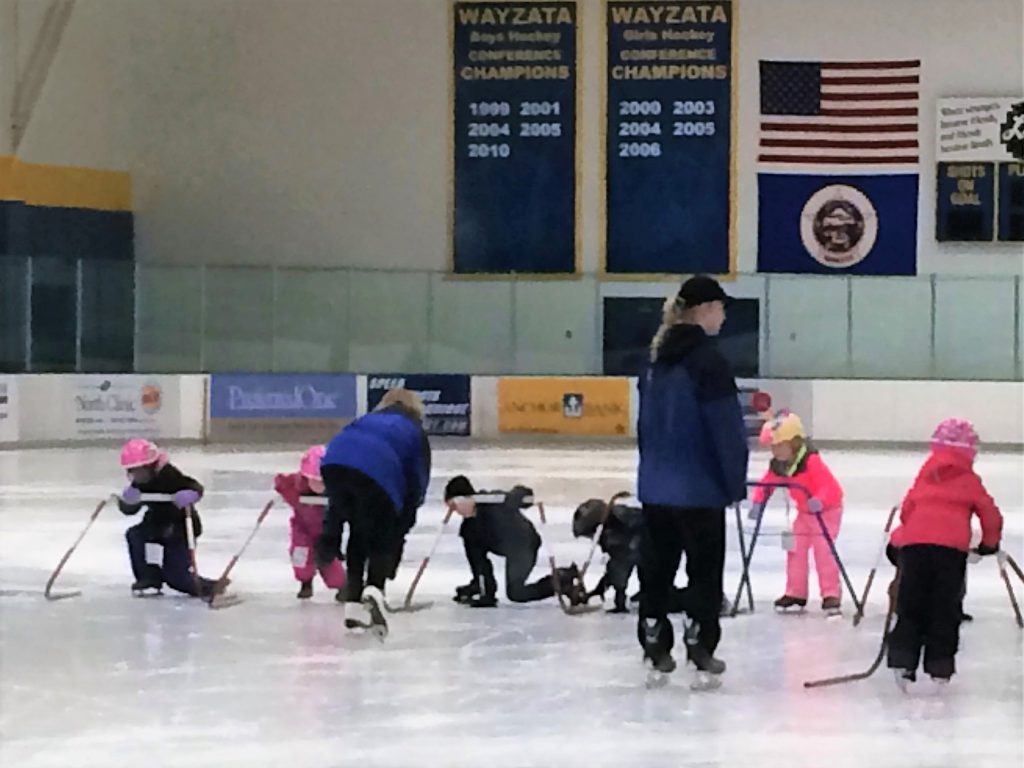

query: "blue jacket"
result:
(322, 405), (431, 515)
(637, 324), (749, 509)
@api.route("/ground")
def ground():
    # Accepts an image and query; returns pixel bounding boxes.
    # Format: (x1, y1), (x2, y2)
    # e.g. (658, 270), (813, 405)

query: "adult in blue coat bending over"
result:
(636, 275), (749, 683)
(316, 388), (431, 638)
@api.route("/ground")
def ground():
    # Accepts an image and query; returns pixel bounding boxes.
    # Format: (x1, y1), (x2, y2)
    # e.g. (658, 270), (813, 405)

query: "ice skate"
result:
(641, 618), (675, 689)
(131, 579), (162, 597)
(297, 580), (313, 599)
(774, 595), (806, 612)
(362, 586), (388, 641)
(453, 581), (480, 604)
(893, 668), (916, 693)
(822, 596), (842, 617)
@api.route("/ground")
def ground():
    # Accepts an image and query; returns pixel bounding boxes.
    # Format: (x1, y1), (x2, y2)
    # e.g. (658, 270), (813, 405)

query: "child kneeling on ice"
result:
(750, 412), (845, 615)
(446, 476), (584, 608)
(886, 418), (1003, 689)
(118, 439), (222, 600)
(274, 445), (346, 601)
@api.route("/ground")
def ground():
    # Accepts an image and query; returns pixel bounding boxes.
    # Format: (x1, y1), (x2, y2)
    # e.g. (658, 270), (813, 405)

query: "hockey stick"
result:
(44, 498), (108, 601)
(577, 491), (633, 588)
(997, 552), (1023, 629)
(183, 505), (203, 599)
(853, 505), (899, 626)
(207, 499), (275, 610)
(397, 505), (455, 612)
(804, 573), (899, 688)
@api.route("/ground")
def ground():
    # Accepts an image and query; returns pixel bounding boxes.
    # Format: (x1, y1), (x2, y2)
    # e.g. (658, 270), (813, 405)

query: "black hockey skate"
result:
(642, 618), (676, 689)
(822, 597), (842, 617)
(131, 579), (162, 597)
(453, 581), (480, 604)
(297, 580), (314, 599)
(774, 595), (807, 612)
(684, 616), (726, 691)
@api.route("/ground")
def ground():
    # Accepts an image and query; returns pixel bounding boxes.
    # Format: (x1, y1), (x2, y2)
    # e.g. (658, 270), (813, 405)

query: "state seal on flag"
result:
(800, 184), (879, 268)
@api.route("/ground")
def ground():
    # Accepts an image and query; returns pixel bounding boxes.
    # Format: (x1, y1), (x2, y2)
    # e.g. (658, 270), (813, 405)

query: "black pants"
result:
(322, 465), (406, 603)
(126, 523), (215, 597)
(637, 505), (726, 657)
(887, 544), (967, 679)
(460, 519), (559, 602)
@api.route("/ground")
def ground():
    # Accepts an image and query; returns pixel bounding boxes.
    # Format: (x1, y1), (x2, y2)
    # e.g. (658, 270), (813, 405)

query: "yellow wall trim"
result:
(0, 155), (132, 211)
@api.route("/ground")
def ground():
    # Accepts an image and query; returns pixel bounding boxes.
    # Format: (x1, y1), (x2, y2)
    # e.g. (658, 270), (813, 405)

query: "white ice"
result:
(1, 443), (1022, 768)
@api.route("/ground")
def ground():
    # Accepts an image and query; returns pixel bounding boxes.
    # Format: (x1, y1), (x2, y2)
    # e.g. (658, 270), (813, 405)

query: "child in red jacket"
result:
(886, 419), (1002, 688)
(274, 445), (346, 600)
(750, 412), (845, 615)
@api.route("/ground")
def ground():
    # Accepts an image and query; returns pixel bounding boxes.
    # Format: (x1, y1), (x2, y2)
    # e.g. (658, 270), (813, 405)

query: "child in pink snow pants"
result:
(750, 412), (844, 614)
(275, 445), (346, 600)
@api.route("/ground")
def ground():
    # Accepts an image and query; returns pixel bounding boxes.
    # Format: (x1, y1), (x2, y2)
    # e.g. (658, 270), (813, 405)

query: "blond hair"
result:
(375, 387), (425, 422)
(649, 295), (687, 361)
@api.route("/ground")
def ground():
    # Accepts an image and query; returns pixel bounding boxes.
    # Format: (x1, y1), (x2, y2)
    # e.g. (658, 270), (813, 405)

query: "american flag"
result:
(758, 59), (919, 172)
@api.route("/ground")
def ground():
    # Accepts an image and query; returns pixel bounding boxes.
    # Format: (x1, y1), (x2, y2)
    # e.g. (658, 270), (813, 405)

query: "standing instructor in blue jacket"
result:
(636, 275), (749, 682)
(316, 388), (431, 638)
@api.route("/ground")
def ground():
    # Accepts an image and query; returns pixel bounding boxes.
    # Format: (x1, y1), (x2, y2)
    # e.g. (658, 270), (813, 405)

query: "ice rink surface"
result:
(1, 442), (1021, 768)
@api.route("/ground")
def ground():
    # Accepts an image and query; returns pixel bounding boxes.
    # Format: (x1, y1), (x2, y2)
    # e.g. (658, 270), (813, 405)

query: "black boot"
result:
(297, 580), (314, 599)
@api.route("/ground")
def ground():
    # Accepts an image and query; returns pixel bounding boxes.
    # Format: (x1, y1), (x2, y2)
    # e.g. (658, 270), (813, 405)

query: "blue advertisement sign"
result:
(367, 374), (471, 436)
(209, 374), (357, 420)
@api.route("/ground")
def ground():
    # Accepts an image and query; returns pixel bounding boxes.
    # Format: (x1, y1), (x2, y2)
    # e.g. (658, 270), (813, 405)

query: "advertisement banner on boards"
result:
(0, 376), (17, 443)
(367, 374), (471, 436)
(68, 376), (181, 440)
(498, 377), (630, 436)
(208, 373), (358, 443)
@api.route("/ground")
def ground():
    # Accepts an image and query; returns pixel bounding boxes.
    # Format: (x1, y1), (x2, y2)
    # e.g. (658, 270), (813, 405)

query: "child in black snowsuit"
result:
(446, 476), (583, 608)
(118, 438), (221, 599)
(572, 498), (643, 613)
(574, 497), (722, 615)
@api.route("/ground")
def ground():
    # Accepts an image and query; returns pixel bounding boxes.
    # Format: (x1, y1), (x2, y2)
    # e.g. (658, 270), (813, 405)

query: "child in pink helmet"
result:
(118, 438), (221, 599)
(274, 445), (346, 600)
(749, 412), (845, 615)
(886, 418), (1003, 689)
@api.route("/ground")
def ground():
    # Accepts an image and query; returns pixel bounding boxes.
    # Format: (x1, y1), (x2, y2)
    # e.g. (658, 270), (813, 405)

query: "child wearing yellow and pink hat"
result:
(750, 412), (845, 615)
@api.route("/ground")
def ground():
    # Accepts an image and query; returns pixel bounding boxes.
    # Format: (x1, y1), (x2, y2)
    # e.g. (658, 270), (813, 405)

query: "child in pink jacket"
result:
(274, 445), (346, 600)
(750, 412), (845, 615)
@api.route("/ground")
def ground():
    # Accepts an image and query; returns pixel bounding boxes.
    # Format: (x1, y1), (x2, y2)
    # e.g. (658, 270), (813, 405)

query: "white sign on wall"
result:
(0, 377), (17, 443)
(936, 96), (1024, 162)
(67, 376), (181, 439)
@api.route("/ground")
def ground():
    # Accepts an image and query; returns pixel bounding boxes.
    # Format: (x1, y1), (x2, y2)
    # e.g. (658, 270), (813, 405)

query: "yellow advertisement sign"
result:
(498, 377), (630, 436)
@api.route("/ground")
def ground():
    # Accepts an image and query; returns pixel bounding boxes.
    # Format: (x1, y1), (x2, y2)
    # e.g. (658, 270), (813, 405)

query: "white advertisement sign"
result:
(68, 376), (181, 439)
(0, 376), (17, 443)
(936, 96), (1024, 162)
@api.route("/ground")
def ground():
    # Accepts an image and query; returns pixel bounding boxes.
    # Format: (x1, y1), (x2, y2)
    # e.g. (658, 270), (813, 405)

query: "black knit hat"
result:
(677, 275), (731, 309)
(444, 475), (475, 501)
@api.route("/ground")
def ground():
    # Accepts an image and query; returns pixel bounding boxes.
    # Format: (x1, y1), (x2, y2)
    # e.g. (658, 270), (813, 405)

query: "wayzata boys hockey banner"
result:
(756, 59), (920, 275)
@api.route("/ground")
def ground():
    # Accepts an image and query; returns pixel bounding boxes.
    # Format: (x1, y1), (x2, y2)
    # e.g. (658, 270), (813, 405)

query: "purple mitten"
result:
(173, 489), (201, 509)
(746, 502), (765, 522)
(807, 497), (824, 514)
(121, 486), (142, 505)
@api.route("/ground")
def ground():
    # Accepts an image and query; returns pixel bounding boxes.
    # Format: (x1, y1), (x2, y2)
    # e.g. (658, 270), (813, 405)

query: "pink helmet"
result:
(120, 438), (160, 469)
(299, 445), (326, 481)
(931, 418), (979, 457)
